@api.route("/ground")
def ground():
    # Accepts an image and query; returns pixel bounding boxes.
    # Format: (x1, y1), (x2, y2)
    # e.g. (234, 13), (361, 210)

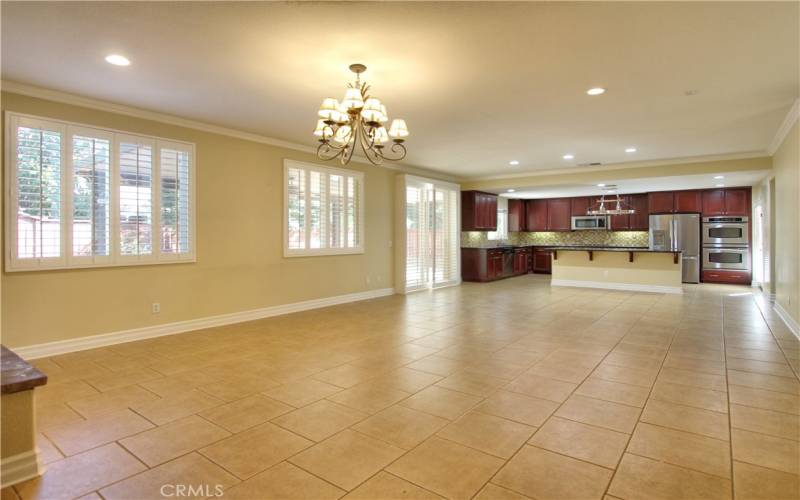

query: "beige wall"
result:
(773, 120), (800, 325)
(551, 251), (682, 289)
(1, 91), (405, 348)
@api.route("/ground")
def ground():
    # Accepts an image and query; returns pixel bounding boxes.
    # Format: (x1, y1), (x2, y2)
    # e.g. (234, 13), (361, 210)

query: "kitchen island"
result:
(550, 247), (683, 294)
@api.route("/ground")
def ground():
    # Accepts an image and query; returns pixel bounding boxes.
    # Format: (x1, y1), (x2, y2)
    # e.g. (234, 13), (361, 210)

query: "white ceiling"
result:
(2, 2), (798, 178)
(496, 170), (770, 199)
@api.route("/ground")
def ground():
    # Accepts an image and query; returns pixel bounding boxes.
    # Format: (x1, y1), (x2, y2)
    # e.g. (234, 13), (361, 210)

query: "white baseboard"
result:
(1, 450), (43, 488)
(551, 279), (683, 295)
(13, 288), (395, 360)
(774, 301), (800, 340)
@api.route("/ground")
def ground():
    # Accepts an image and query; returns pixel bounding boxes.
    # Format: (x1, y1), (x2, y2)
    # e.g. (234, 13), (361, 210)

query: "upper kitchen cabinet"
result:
(609, 195), (632, 230)
(648, 191), (675, 213)
(723, 188), (750, 215)
(674, 190), (702, 212)
(702, 188), (750, 216)
(508, 199), (526, 232)
(628, 194), (649, 230)
(570, 197), (591, 216)
(526, 199), (548, 231)
(462, 190), (498, 231)
(547, 198), (572, 231)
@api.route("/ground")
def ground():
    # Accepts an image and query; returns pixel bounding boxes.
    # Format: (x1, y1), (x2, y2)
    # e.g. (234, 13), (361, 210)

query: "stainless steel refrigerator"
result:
(649, 213), (701, 283)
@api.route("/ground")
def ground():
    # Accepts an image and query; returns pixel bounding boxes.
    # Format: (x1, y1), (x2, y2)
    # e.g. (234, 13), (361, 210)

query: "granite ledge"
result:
(1, 345), (47, 395)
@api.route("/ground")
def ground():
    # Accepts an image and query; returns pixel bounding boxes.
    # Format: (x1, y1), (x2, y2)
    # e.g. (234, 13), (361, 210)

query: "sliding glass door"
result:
(404, 177), (460, 292)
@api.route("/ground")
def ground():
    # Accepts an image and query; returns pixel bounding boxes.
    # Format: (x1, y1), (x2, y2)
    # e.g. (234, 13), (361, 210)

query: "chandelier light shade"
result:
(315, 63), (408, 165)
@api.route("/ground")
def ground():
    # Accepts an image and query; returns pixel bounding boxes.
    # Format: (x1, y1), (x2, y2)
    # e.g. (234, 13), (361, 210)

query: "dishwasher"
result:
(502, 248), (514, 277)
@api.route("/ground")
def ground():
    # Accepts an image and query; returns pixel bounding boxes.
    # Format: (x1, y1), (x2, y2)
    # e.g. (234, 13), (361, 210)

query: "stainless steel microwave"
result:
(571, 215), (609, 230)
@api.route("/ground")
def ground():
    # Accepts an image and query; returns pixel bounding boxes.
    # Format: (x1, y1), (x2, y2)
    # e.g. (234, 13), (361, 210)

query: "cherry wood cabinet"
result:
(702, 269), (751, 285)
(508, 199), (527, 232)
(513, 248), (531, 275)
(628, 194), (649, 230)
(526, 199), (548, 231)
(462, 191), (498, 231)
(609, 195), (631, 230)
(570, 197), (591, 216)
(546, 199), (572, 231)
(487, 250), (504, 280)
(648, 191), (675, 214)
(674, 190), (702, 213)
(532, 249), (552, 274)
(723, 189), (749, 216)
(702, 188), (749, 216)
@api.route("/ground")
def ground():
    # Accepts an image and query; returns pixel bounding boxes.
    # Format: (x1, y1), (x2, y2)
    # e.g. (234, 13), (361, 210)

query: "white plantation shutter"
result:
(6, 113), (195, 271)
(403, 176), (460, 292)
(284, 160), (364, 256)
(117, 136), (155, 259)
(159, 142), (193, 258)
(69, 127), (113, 265)
(434, 188), (460, 286)
(10, 116), (66, 269)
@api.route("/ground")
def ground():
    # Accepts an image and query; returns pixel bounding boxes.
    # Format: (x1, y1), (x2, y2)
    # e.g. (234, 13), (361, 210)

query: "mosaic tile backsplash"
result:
(461, 231), (649, 248)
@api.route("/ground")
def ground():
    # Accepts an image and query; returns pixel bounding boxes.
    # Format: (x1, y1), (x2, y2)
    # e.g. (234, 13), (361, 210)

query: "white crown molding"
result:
(551, 279), (683, 295)
(464, 151), (770, 182)
(768, 99), (800, 156)
(774, 301), (800, 341)
(1, 80), (459, 182)
(12, 288), (395, 359)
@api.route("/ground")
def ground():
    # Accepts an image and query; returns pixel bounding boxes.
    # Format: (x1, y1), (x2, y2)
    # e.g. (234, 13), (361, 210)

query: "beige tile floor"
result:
(4, 275), (800, 500)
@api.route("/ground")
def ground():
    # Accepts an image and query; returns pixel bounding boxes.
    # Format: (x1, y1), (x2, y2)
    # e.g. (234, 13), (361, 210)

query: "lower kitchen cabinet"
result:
(702, 270), (751, 285)
(462, 247), (531, 282)
(532, 249), (552, 274)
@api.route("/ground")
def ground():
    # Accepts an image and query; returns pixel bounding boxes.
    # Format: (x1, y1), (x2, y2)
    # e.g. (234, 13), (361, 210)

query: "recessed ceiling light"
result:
(507, 189), (515, 193)
(509, 160), (519, 166)
(586, 87), (606, 96)
(597, 183), (606, 187)
(716, 184), (725, 188)
(562, 154), (575, 160)
(713, 175), (724, 180)
(105, 54), (131, 66)
(625, 147), (637, 153)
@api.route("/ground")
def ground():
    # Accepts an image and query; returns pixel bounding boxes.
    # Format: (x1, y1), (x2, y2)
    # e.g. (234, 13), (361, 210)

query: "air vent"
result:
(577, 162), (603, 167)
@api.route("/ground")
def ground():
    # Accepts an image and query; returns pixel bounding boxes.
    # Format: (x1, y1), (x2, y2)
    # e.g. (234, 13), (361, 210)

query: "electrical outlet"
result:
(152, 303), (161, 314)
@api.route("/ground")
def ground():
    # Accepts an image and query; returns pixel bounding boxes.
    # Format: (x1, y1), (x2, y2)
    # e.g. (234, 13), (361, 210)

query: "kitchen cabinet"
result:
(702, 188), (749, 216)
(648, 191), (675, 214)
(532, 249), (552, 274)
(462, 247), (525, 282)
(674, 190), (702, 213)
(526, 199), (548, 231)
(571, 197), (591, 216)
(609, 195), (631, 230)
(508, 199), (526, 232)
(547, 199), (572, 231)
(702, 270), (751, 285)
(462, 191), (498, 231)
(513, 248), (530, 275)
(723, 189), (749, 216)
(629, 194), (649, 230)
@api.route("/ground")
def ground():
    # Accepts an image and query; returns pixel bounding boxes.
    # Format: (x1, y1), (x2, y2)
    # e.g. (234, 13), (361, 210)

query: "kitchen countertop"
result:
(1, 345), (47, 394)
(545, 246), (681, 253)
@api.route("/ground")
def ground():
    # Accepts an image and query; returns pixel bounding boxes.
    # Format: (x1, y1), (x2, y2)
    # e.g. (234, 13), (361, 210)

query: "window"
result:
(487, 209), (508, 241)
(403, 176), (460, 292)
(6, 113), (195, 271)
(284, 160), (363, 256)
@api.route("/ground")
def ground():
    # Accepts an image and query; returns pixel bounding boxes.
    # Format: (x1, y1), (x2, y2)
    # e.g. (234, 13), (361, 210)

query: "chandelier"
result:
(587, 191), (635, 216)
(314, 63), (409, 166)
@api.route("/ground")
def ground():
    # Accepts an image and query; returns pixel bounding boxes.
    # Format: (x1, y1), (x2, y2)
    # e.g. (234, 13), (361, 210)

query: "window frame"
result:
(4, 111), (197, 272)
(283, 159), (365, 257)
